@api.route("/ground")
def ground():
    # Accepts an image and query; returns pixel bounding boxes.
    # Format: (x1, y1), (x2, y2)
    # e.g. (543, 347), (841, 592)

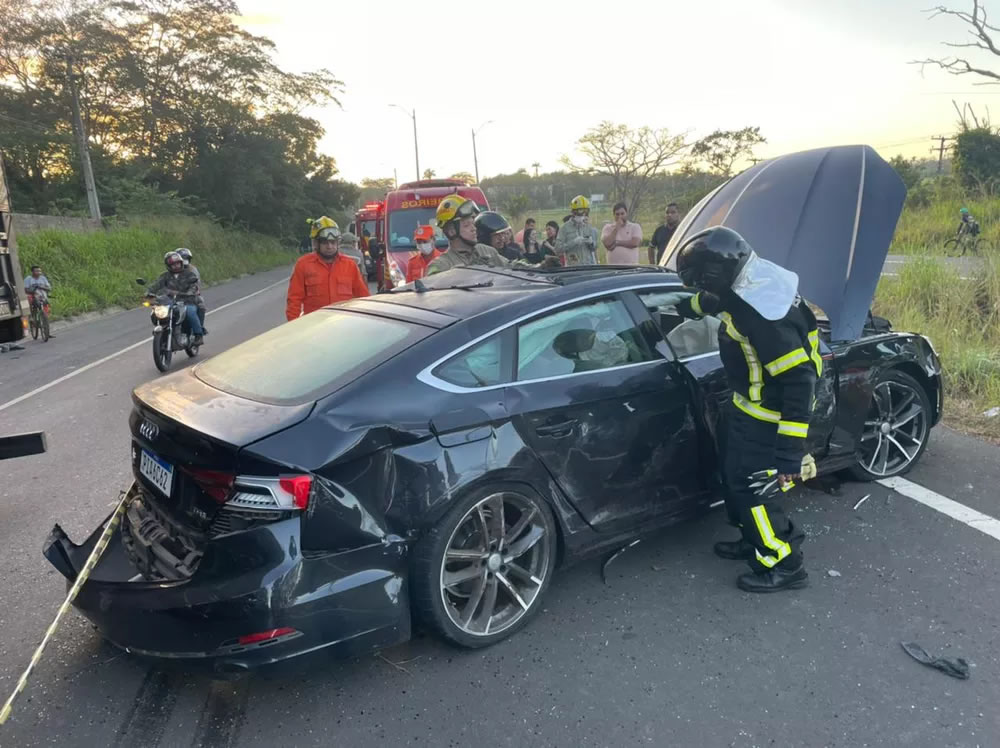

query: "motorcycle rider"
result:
(148, 251), (205, 344)
(555, 195), (599, 265)
(674, 226), (821, 593)
(175, 248), (207, 334)
(427, 196), (559, 275)
(406, 225), (442, 282)
(286, 216), (369, 320)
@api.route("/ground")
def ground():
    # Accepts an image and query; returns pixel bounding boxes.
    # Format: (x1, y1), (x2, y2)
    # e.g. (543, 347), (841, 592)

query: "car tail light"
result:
(279, 475), (312, 510)
(237, 627), (297, 645)
(185, 467), (235, 503)
(223, 474), (313, 512)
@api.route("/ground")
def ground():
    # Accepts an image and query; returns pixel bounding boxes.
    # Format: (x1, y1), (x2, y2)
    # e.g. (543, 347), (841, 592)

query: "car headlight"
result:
(154, 305), (170, 319)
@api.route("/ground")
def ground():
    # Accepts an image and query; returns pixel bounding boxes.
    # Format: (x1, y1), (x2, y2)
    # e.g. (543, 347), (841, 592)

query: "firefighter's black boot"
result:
(737, 565), (809, 593)
(713, 539), (755, 561)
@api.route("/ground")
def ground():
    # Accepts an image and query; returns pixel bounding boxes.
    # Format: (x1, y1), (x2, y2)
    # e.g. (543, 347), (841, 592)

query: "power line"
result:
(0, 112), (63, 137)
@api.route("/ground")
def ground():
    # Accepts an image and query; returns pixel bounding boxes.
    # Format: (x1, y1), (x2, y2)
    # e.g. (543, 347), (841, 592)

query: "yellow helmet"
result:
(436, 194), (480, 228)
(570, 195), (590, 212)
(309, 216), (341, 240)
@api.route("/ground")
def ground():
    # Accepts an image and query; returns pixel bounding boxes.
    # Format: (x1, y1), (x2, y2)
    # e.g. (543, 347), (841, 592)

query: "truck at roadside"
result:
(0, 152), (26, 344)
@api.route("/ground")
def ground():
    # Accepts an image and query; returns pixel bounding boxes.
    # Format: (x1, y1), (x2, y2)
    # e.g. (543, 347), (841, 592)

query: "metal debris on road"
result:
(853, 494), (871, 510)
(601, 539), (642, 584)
(982, 406), (1000, 418)
(827, 570), (842, 578)
(900, 641), (970, 680)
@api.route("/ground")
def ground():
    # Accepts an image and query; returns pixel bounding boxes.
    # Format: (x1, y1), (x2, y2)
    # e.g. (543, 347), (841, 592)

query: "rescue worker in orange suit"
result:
(675, 226), (821, 592)
(286, 216), (369, 321)
(406, 225), (442, 282)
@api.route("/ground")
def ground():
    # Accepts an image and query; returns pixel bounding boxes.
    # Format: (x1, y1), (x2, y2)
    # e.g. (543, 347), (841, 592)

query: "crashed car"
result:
(44, 145), (942, 672)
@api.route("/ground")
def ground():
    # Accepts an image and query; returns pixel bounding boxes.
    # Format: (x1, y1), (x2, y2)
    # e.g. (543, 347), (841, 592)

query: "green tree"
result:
(501, 193), (530, 222)
(690, 127), (766, 177)
(0, 0), (349, 235)
(888, 155), (922, 191)
(450, 171), (475, 184)
(561, 122), (688, 216)
(953, 127), (1000, 194)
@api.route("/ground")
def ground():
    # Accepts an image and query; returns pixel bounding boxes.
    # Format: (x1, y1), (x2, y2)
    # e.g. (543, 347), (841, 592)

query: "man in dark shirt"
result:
(648, 202), (681, 264)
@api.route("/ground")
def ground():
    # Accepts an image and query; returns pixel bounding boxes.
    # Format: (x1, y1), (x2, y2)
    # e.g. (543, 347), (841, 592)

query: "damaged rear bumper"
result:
(43, 512), (411, 672)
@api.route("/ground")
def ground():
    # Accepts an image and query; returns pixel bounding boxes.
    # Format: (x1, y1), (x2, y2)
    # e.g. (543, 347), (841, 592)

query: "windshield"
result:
(388, 208), (449, 250)
(195, 309), (430, 405)
(360, 220), (377, 239)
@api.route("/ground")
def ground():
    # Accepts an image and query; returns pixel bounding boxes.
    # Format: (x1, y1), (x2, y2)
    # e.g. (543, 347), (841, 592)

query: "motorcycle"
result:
(136, 279), (202, 372)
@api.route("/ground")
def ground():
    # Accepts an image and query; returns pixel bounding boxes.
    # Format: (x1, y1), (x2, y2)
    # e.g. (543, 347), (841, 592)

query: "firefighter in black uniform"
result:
(675, 226), (822, 592)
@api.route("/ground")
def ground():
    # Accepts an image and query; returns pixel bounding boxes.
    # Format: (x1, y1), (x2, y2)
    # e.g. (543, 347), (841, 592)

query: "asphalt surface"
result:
(2, 266), (1000, 747)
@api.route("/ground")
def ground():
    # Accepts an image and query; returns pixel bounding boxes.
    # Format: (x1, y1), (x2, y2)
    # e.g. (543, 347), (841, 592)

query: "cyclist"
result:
(24, 266), (54, 338)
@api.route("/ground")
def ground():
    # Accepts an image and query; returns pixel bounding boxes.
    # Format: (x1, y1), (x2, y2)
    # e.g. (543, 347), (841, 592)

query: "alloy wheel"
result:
(856, 379), (929, 477)
(439, 492), (551, 638)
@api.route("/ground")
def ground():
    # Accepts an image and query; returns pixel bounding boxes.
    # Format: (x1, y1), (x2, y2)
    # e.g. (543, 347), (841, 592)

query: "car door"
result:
(636, 286), (838, 460)
(504, 293), (706, 536)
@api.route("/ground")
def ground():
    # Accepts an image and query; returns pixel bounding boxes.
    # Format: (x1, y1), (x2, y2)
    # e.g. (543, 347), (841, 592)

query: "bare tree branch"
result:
(912, 1), (1000, 84)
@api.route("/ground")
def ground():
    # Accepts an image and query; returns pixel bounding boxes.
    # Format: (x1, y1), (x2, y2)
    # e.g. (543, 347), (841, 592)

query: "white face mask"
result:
(572, 215), (585, 225)
(417, 242), (433, 255)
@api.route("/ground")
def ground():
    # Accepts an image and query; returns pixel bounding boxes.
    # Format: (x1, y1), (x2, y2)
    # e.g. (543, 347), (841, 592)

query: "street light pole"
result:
(390, 104), (420, 181)
(471, 120), (494, 184)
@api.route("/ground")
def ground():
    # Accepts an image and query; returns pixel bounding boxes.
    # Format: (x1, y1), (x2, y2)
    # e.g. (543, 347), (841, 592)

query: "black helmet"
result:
(675, 226), (753, 294)
(474, 211), (510, 245)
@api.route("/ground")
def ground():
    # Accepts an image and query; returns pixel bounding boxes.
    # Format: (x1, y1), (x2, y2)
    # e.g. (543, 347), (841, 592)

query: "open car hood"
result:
(662, 145), (906, 341)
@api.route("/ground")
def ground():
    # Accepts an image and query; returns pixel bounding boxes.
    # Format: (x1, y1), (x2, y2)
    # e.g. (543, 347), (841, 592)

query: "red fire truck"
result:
(371, 179), (489, 290)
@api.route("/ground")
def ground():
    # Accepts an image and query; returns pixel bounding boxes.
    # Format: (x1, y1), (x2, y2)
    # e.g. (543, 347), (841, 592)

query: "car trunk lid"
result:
(130, 369), (314, 533)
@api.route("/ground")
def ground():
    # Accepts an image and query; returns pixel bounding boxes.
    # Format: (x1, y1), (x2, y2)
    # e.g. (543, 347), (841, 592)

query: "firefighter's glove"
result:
(801, 453), (817, 482)
(748, 468), (796, 499)
(676, 292), (719, 319)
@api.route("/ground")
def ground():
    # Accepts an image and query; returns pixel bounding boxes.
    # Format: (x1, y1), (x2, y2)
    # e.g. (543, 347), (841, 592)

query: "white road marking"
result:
(878, 476), (1000, 542)
(0, 277), (287, 413)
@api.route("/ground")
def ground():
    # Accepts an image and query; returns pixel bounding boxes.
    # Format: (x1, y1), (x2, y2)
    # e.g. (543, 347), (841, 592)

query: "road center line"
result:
(878, 476), (1000, 542)
(0, 277), (287, 413)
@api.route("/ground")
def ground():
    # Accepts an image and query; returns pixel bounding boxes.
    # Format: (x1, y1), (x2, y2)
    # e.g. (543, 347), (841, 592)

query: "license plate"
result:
(140, 449), (174, 496)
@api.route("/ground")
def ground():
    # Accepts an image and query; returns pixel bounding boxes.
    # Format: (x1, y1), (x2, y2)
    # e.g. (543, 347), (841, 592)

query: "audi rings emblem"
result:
(139, 420), (159, 441)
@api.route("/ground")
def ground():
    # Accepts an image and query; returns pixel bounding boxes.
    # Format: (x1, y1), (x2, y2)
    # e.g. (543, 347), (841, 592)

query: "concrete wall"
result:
(11, 213), (101, 234)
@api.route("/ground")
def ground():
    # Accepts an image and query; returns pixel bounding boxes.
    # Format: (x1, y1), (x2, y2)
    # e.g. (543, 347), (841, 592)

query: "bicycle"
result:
(27, 288), (51, 342)
(943, 222), (984, 257)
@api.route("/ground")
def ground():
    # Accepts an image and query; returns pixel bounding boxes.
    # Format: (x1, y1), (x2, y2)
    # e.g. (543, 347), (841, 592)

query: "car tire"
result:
(411, 484), (557, 649)
(848, 369), (932, 481)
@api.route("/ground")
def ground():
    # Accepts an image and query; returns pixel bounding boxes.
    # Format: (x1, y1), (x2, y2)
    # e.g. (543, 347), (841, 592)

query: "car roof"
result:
(341, 265), (683, 328)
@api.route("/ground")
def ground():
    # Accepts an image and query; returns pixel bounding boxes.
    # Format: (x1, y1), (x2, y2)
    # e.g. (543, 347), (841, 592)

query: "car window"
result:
(516, 297), (656, 380)
(434, 333), (509, 388)
(639, 290), (721, 359)
(195, 310), (429, 405)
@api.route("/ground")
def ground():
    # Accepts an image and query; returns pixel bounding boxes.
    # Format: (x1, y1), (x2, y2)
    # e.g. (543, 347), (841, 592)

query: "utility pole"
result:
(471, 120), (494, 183)
(66, 55), (101, 222)
(389, 105), (419, 181)
(930, 135), (955, 174)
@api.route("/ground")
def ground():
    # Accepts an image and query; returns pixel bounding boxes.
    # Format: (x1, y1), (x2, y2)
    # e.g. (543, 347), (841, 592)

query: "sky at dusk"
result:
(235, 0), (1000, 183)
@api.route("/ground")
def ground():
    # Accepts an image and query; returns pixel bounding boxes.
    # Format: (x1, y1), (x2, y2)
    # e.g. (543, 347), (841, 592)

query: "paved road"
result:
(1, 268), (999, 746)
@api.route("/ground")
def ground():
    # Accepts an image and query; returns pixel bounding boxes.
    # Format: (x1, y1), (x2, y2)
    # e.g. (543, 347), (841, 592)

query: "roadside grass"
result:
(891, 193), (1000, 256)
(874, 255), (1000, 439)
(18, 215), (296, 319)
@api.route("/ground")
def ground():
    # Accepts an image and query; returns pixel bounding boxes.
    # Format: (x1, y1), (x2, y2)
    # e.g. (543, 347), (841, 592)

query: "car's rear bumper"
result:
(43, 512), (410, 673)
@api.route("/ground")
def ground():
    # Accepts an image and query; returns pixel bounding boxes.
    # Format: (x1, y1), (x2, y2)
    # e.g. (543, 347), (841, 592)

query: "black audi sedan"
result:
(44, 145), (943, 672)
